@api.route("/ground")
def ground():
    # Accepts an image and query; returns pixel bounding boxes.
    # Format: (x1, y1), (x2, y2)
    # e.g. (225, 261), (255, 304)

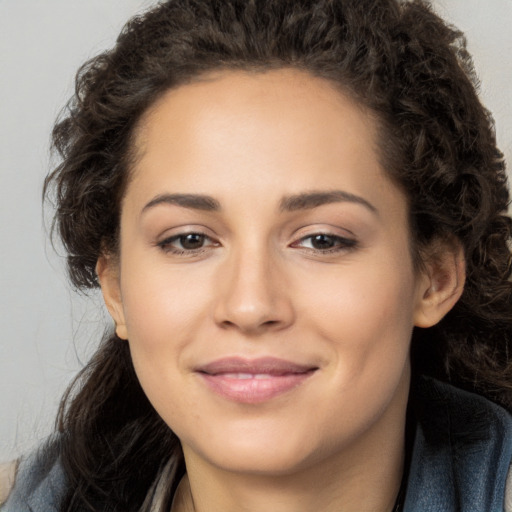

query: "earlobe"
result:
(96, 255), (128, 340)
(413, 241), (466, 328)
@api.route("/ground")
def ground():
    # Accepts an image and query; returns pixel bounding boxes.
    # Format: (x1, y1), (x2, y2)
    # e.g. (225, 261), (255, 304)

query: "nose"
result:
(213, 246), (295, 335)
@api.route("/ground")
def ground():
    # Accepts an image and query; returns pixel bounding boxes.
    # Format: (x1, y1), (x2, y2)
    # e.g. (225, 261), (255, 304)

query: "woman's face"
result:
(101, 69), (437, 476)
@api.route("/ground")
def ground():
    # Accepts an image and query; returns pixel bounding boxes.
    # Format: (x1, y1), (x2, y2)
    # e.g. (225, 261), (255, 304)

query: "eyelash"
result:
(156, 231), (357, 256)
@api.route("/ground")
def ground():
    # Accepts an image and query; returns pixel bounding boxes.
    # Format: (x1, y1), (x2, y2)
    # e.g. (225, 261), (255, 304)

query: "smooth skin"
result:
(98, 69), (465, 512)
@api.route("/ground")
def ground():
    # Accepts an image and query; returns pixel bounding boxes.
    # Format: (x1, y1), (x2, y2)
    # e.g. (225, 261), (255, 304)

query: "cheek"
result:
(298, 255), (418, 378)
(117, 256), (218, 408)
(118, 263), (212, 422)
(288, 261), (417, 443)
(121, 258), (213, 343)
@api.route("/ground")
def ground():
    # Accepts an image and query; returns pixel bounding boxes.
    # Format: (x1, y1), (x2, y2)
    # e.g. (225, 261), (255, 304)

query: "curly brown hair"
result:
(45, 0), (511, 509)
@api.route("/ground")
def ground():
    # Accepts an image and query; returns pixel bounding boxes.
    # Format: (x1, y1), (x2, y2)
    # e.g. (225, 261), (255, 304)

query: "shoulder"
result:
(412, 375), (512, 449)
(0, 461), (18, 506)
(404, 376), (512, 512)
(0, 435), (66, 512)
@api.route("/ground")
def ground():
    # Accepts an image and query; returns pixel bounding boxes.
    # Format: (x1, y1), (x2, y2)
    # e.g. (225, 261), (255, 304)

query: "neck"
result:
(172, 419), (406, 511)
(173, 456), (403, 512)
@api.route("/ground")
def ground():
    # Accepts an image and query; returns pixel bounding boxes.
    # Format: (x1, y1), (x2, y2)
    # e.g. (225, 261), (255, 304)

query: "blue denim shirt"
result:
(3, 377), (512, 511)
(404, 377), (512, 511)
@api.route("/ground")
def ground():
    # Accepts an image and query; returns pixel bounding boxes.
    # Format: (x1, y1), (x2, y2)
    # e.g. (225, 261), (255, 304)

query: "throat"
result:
(169, 466), (404, 512)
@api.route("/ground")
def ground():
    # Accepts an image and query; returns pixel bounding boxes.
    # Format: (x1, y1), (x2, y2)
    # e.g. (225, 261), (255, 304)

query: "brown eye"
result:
(157, 231), (219, 255)
(310, 234), (337, 250)
(179, 233), (206, 250)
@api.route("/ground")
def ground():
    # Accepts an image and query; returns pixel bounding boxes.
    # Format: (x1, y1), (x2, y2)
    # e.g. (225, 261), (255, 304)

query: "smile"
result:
(195, 357), (318, 404)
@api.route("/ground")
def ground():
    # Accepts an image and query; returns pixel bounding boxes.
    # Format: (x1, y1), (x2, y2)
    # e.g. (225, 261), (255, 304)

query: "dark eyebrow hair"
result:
(141, 190), (377, 216)
(279, 190), (378, 214)
(142, 193), (221, 213)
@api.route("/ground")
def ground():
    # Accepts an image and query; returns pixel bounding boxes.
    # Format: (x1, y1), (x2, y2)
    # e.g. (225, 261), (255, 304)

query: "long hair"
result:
(45, 0), (511, 509)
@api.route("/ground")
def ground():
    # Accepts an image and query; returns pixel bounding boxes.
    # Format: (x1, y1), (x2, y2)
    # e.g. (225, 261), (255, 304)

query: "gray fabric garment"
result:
(1, 436), (64, 511)
(507, 471), (512, 512)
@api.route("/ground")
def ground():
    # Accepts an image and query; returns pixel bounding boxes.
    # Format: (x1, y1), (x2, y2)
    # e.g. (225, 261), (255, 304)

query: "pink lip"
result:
(195, 357), (318, 404)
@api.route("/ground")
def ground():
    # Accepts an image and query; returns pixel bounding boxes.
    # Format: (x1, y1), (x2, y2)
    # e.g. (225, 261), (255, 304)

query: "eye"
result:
(291, 233), (357, 253)
(176, 233), (207, 250)
(157, 232), (218, 255)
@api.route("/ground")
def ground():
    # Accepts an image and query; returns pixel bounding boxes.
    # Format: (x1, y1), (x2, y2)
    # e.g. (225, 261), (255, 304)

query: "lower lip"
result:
(198, 372), (315, 404)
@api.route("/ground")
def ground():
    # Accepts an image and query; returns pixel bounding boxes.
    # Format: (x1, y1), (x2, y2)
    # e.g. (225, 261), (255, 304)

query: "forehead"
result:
(125, 68), (401, 217)
(134, 69), (375, 157)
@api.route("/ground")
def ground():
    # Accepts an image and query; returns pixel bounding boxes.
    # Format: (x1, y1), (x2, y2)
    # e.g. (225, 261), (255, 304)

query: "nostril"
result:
(218, 317), (286, 334)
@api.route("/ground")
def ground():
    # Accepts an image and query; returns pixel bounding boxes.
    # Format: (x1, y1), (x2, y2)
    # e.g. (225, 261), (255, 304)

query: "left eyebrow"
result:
(141, 193), (221, 214)
(279, 190), (378, 215)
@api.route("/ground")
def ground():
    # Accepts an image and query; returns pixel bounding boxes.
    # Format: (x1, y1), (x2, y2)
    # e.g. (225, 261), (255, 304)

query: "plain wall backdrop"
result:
(1, 0), (511, 461)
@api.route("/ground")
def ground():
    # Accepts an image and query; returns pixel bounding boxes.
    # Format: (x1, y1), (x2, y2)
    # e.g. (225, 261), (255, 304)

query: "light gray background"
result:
(1, 0), (511, 461)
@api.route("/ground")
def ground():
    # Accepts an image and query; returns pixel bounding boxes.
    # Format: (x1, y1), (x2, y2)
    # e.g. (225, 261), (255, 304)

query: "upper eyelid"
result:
(156, 233), (219, 257)
(158, 232), (217, 245)
(292, 233), (357, 245)
(289, 225), (356, 243)
(295, 230), (354, 239)
(292, 223), (356, 237)
(156, 225), (217, 241)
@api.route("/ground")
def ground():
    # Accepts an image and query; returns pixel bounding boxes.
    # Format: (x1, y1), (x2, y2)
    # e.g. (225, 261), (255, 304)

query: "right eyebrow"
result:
(141, 193), (221, 214)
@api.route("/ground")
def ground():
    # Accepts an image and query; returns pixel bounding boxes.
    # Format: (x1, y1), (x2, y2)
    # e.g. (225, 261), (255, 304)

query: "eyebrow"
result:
(142, 193), (221, 213)
(141, 190), (377, 216)
(279, 190), (378, 214)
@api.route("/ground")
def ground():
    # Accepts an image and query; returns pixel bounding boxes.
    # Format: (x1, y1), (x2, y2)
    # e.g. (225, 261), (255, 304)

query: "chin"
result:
(182, 421), (326, 477)
(206, 446), (315, 477)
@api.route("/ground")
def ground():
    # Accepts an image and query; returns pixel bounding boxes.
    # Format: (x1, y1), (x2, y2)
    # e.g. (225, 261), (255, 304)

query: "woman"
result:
(2, 0), (512, 510)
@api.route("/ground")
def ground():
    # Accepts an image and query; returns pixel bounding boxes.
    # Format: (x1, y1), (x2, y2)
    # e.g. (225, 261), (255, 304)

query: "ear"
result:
(413, 239), (466, 328)
(96, 254), (128, 340)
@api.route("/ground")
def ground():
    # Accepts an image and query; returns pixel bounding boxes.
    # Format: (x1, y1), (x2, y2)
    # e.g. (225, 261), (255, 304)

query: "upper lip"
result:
(196, 357), (318, 376)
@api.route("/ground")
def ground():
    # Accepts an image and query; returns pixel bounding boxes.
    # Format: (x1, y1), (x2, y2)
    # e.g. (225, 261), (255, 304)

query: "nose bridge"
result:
(214, 237), (293, 333)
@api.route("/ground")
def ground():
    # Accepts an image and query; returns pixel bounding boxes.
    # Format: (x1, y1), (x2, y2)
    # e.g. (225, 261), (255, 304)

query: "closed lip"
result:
(195, 356), (318, 376)
(195, 357), (318, 404)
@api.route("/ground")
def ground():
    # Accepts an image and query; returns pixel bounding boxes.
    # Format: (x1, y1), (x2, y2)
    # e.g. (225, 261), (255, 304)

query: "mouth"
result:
(195, 357), (318, 404)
